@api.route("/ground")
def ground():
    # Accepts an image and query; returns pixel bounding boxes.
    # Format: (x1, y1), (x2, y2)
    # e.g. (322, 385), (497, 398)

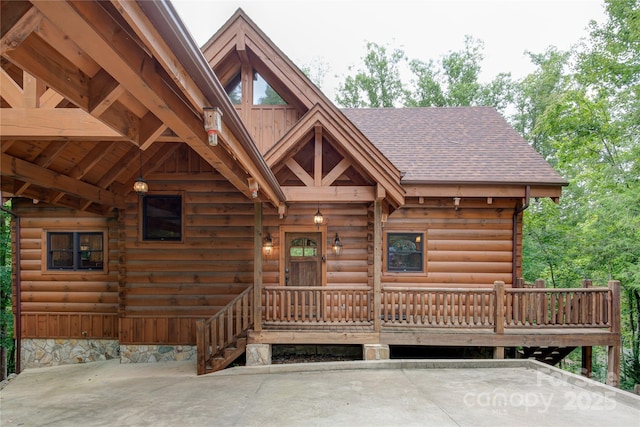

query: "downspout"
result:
(1, 206), (21, 374)
(512, 186), (530, 286)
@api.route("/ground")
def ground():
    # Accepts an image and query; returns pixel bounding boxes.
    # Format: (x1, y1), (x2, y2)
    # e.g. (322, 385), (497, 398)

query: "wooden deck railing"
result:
(381, 288), (495, 327)
(259, 280), (620, 333)
(262, 286), (372, 325)
(505, 288), (612, 328)
(196, 286), (253, 375)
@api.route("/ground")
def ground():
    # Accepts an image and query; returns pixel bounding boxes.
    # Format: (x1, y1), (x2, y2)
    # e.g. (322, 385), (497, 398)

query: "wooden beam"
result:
(314, 125), (322, 186)
(285, 158), (314, 187)
(39, 88), (65, 108)
(0, 68), (24, 107)
(0, 108), (122, 140)
(22, 70), (45, 108)
(403, 184), (563, 199)
(1, 152), (124, 208)
(321, 158), (351, 187)
(88, 68), (126, 116)
(282, 186), (376, 202)
(0, 5), (42, 56)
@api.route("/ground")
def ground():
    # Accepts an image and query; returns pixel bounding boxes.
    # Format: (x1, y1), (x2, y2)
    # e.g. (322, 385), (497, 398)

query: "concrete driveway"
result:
(1, 359), (639, 426)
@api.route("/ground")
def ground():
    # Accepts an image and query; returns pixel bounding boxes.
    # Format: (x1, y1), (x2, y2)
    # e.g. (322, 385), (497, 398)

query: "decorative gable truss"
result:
(265, 105), (405, 207)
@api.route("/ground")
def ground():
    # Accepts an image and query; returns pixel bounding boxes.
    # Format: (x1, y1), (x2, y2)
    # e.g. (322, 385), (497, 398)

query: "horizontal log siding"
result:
(13, 201), (119, 339)
(120, 160), (254, 345)
(384, 199), (517, 287)
(262, 203), (371, 288)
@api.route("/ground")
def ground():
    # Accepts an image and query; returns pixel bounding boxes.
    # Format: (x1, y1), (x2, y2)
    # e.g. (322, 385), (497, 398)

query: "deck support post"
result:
(493, 347), (505, 359)
(582, 347), (592, 378)
(253, 202), (263, 332)
(246, 343), (271, 366)
(363, 344), (389, 361)
(606, 280), (621, 387)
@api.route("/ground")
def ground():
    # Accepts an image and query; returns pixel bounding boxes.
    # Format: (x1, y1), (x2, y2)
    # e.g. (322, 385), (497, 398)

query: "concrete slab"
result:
(1, 360), (638, 426)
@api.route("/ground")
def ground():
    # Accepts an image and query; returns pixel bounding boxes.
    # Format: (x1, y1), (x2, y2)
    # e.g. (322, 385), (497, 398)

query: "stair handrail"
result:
(196, 286), (254, 375)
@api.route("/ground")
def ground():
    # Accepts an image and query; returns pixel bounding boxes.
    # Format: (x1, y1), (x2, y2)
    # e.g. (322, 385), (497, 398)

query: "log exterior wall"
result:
(262, 203), (372, 287)
(13, 201), (119, 339)
(119, 147), (255, 345)
(383, 198), (520, 288)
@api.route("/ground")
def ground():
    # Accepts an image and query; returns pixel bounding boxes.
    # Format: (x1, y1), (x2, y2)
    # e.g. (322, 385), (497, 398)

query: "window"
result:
(289, 237), (317, 257)
(47, 232), (104, 270)
(387, 232), (424, 272)
(142, 195), (182, 241)
(224, 71), (287, 105)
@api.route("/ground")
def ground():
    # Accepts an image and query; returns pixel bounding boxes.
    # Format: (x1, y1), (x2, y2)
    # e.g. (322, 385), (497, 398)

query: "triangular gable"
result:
(201, 9), (404, 207)
(265, 104), (405, 207)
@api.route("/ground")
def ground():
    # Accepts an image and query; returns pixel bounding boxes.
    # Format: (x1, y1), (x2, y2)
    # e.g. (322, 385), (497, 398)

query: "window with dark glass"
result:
(47, 232), (104, 270)
(387, 232), (424, 272)
(142, 195), (182, 241)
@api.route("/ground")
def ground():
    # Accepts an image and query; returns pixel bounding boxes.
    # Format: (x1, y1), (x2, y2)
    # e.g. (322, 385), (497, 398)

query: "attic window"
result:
(253, 73), (286, 105)
(225, 71), (287, 105)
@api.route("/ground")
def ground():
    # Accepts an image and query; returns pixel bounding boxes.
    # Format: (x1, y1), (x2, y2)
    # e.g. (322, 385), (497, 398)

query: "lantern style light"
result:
(313, 206), (324, 226)
(133, 149), (148, 195)
(263, 233), (273, 256)
(333, 233), (343, 256)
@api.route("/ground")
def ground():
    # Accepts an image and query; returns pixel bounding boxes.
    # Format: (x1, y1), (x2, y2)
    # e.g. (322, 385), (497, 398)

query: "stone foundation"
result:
(246, 344), (271, 366)
(119, 345), (196, 363)
(21, 339), (119, 369)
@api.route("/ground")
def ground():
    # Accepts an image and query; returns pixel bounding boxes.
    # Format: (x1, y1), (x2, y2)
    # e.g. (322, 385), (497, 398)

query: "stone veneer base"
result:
(21, 340), (198, 369)
(21, 338), (119, 369)
(119, 344), (196, 363)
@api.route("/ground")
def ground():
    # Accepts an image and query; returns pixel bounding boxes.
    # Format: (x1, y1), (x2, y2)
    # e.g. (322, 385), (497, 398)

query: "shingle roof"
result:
(341, 107), (567, 185)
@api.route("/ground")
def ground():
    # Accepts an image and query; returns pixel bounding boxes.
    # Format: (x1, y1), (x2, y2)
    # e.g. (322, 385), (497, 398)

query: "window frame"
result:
(45, 230), (107, 273)
(383, 230), (427, 275)
(141, 194), (184, 242)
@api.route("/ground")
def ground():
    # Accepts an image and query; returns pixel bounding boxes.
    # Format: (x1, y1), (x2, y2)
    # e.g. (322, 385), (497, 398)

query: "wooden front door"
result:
(285, 232), (322, 287)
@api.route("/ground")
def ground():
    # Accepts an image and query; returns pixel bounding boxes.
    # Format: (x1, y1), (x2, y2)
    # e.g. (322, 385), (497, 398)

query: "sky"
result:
(171, 0), (607, 102)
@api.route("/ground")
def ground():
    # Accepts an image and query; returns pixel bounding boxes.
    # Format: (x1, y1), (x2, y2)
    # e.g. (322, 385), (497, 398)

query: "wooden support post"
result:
(253, 203), (263, 332)
(196, 319), (206, 375)
(493, 346), (505, 359)
(494, 281), (505, 335)
(607, 280), (621, 387)
(373, 200), (382, 332)
(582, 346), (592, 378)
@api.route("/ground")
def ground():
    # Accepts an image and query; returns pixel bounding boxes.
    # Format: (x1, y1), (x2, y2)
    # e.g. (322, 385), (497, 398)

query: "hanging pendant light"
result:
(133, 149), (148, 195)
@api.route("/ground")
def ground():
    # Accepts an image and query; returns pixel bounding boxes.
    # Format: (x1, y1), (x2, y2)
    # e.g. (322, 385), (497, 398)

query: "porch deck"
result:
(197, 280), (621, 382)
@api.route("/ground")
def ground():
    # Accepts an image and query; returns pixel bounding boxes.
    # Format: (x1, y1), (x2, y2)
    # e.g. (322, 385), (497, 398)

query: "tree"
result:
(406, 36), (515, 114)
(336, 42), (407, 108)
(522, 0), (640, 389)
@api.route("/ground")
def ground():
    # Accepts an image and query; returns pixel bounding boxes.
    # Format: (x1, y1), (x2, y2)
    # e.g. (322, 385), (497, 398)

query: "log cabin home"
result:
(0, 2), (621, 384)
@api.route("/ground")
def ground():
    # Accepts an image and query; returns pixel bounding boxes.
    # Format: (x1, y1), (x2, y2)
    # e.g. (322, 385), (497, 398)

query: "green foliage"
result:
(336, 42), (407, 108)
(1, 205), (15, 375)
(336, 37), (514, 112)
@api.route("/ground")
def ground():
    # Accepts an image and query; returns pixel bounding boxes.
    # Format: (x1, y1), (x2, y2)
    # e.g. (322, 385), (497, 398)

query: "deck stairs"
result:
(518, 346), (577, 366)
(209, 337), (247, 372)
(196, 287), (254, 375)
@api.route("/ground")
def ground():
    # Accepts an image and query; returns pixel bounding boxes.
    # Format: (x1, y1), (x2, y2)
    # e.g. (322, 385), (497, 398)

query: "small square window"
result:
(387, 232), (424, 272)
(142, 195), (182, 241)
(48, 232), (104, 271)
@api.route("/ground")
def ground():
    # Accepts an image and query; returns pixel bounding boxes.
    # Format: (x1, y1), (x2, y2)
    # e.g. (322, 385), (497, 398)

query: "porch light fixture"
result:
(263, 233), (273, 256)
(313, 205), (324, 227)
(203, 107), (223, 146)
(133, 149), (148, 195)
(332, 233), (343, 256)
